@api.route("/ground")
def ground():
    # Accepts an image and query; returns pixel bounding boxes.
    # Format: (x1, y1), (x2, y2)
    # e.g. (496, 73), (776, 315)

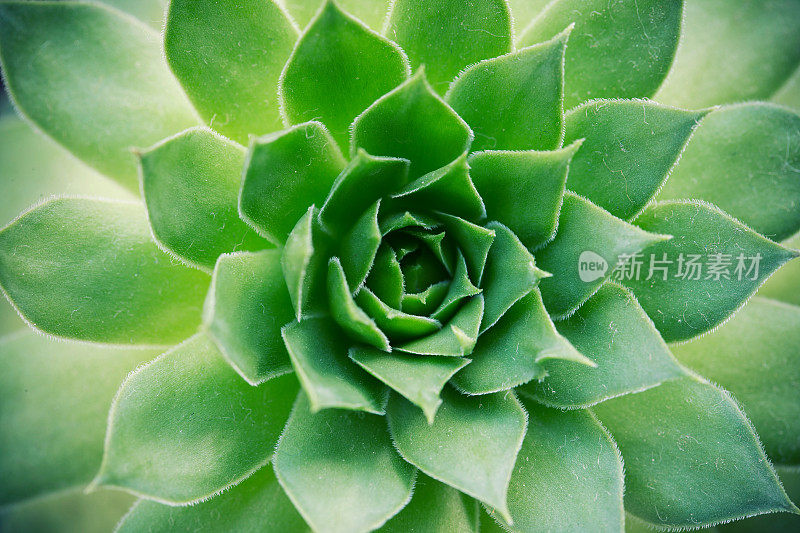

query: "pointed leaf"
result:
(453, 290), (591, 395)
(387, 387), (526, 522)
(0, 2), (198, 190)
(487, 399), (624, 532)
(385, 0), (511, 93)
(534, 192), (668, 318)
(274, 392), (415, 533)
(367, 244), (405, 309)
(350, 346), (469, 423)
(446, 29), (568, 151)
(391, 154), (485, 222)
(165, 0), (297, 142)
(671, 297), (800, 465)
(319, 150), (410, 236)
(328, 257), (391, 351)
(380, 211), (439, 235)
(0, 198), (209, 345)
(94, 334), (297, 503)
(401, 280), (449, 316)
(340, 201), (382, 289)
(204, 251), (294, 386)
(282, 0), (391, 30)
(759, 233), (800, 307)
(525, 283), (684, 408)
(564, 100), (707, 220)
(655, 0), (800, 107)
(140, 128), (269, 270)
(594, 375), (797, 529)
(282, 205), (330, 319)
(658, 103), (800, 241)
(240, 122), (347, 244)
(0, 332), (157, 506)
(281, 316), (385, 413)
(430, 253), (481, 323)
(280, 1), (409, 147)
(518, 0), (682, 107)
(117, 466), (308, 533)
(355, 287), (441, 340)
(468, 143), (580, 250)
(481, 221), (547, 333)
(351, 70), (473, 178)
(397, 295), (484, 357)
(623, 200), (799, 342)
(436, 213), (495, 284)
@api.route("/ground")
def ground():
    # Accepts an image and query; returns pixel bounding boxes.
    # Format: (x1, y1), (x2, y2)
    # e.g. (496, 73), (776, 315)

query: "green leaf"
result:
(280, 1), (409, 147)
(355, 287), (441, 340)
(430, 253), (481, 323)
(453, 290), (591, 395)
(401, 281), (449, 316)
(240, 122), (347, 244)
(506, 0), (550, 32)
(385, 0), (512, 93)
(671, 297), (800, 465)
(282, 205), (330, 319)
(397, 295), (484, 357)
(349, 346), (469, 423)
(117, 467), (308, 533)
(274, 392), (415, 533)
(281, 316), (386, 413)
(759, 233), (800, 307)
(594, 375), (798, 529)
(387, 387), (527, 523)
(534, 192), (668, 318)
(468, 143), (580, 250)
(436, 213), (495, 284)
(712, 467), (800, 533)
(93, 334), (297, 503)
(319, 150), (410, 236)
(658, 103), (800, 241)
(487, 399), (624, 532)
(391, 154), (485, 222)
(0, 1), (198, 190)
(378, 473), (478, 532)
(328, 257), (391, 351)
(340, 201), (382, 289)
(518, 0), (683, 108)
(446, 28), (568, 151)
(351, 70), (473, 178)
(140, 127), (269, 271)
(773, 66), (800, 113)
(164, 0), (297, 143)
(480, 222), (548, 333)
(367, 244), (405, 309)
(623, 200), (799, 342)
(380, 211), (439, 235)
(525, 283), (684, 408)
(655, 0), (800, 108)
(0, 332), (157, 506)
(281, 0), (391, 32)
(564, 100), (707, 220)
(204, 251), (294, 386)
(0, 198), (209, 345)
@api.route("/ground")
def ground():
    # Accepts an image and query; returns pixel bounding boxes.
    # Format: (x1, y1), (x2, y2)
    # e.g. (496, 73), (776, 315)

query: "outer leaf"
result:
(280, 1), (409, 147)
(759, 233), (800, 307)
(446, 28), (568, 151)
(397, 295), (484, 357)
(385, 0), (511, 93)
(377, 473), (478, 533)
(281, 316), (386, 413)
(93, 334), (297, 503)
(714, 467), (800, 532)
(468, 142), (580, 250)
(0, 332), (157, 506)
(165, 0), (297, 143)
(281, 0), (391, 31)
(564, 100), (707, 220)
(240, 121), (347, 244)
(453, 290), (591, 395)
(140, 128), (269, 271)
(671, 297), (800, 465)
(0, 198), (209, 345)
(487, 399), (624, 532)
(656, 0), (800, 107)
(0, 2), (198, 190)
(624, 200), (799, 342)
(351, 70), (473, 178)
(349, 346), (469, 423)
(117, 467), (308, 533)
(274, 392), (415, 533)
(534, 192), (669, 318)
(658, 103), (800, 241)
(594, 375), (797, 529)
(387, 387), (526, 522)
(518, 0), (682, 107)
(525, 283), (684, 408)
(204, 251), (294, 386)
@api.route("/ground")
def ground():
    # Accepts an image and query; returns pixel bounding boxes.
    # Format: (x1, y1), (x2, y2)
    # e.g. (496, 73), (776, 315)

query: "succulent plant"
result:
(1, 0), (800, 532)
